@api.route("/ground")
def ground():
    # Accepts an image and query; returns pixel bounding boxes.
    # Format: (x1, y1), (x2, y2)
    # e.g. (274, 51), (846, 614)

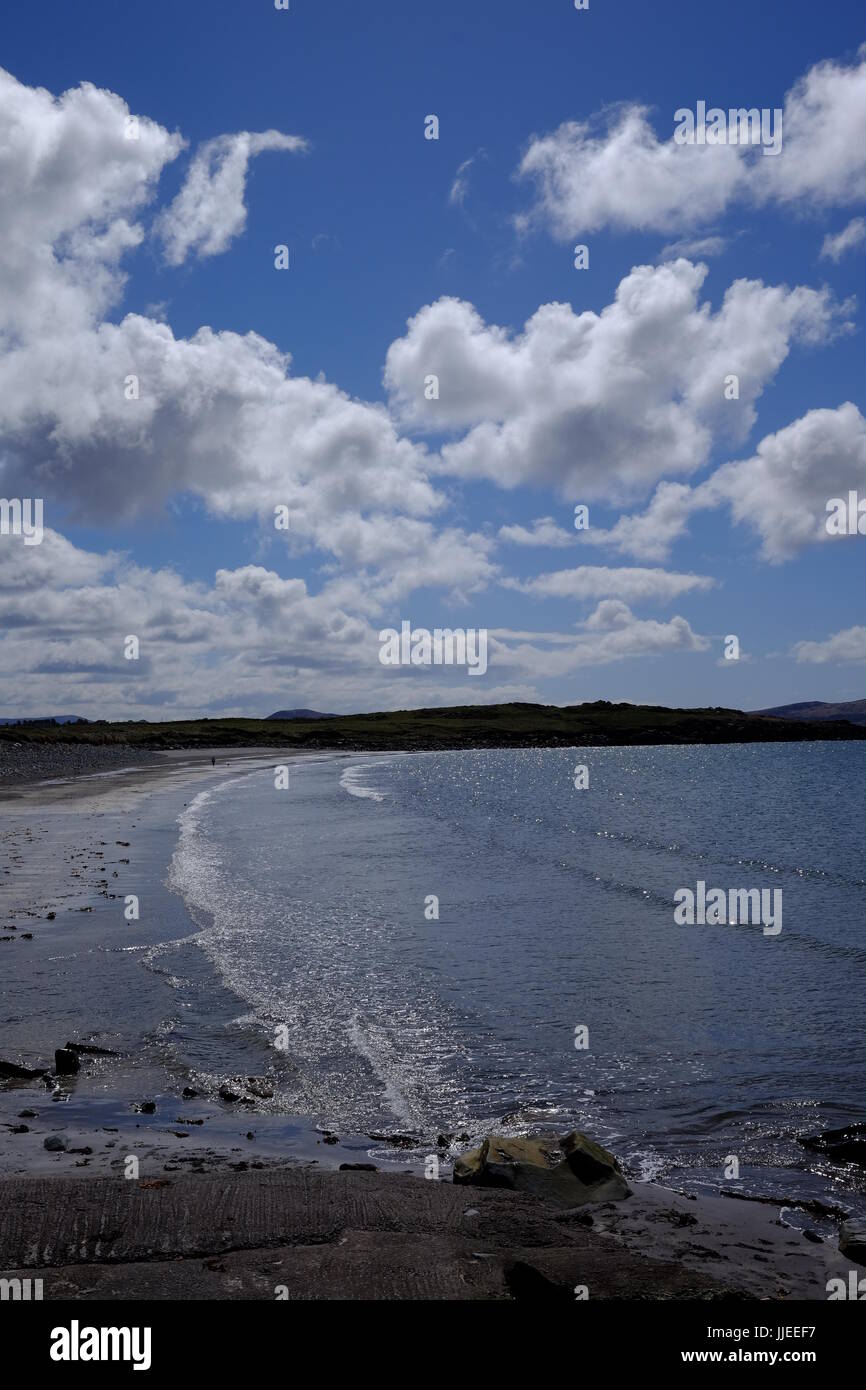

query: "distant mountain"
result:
(0, 715), (88, 726)
(266, 709), (336, 720)
(755, 698), (866, 727)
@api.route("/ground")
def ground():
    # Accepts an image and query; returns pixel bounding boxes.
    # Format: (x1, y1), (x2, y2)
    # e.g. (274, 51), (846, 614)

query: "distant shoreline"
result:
(2, 698), (865, 772)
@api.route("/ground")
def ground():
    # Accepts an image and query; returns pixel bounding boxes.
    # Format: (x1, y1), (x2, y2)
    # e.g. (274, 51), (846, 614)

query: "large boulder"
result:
(453, 1130), (631, 1206)
(839, 1219), (866, 1266)
(54, 1048), (80, 1076)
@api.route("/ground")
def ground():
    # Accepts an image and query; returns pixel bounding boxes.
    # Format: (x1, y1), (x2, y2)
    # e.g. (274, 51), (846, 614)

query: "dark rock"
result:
(339, 1163), (378, 1171)
(321, 1133), (339, 1145)
(825, 1141), (866, 1167)
(800, 1123), (866, 1170)
(17, 1110), (37, 1118)
(54, 1049), (80, 1075)
(803, 1229), (822, 1243)
(368, 1132), (419, 1149)
(10, 1124), (28, 1134)
(245, 1079), (274, 1100)
(66, 1042), (118, 1057)
(504, 1260), (575, 1301)
(44, 1135), (67, 1151)
(454, 1130), (631, 1207)
(218, 1085), (240, 1103)
(135, 1101), (156, 1114)
(182, 1087), (198, 1099)
(0, 1058), (46, 1079)
(839, 1219), (866, 1265)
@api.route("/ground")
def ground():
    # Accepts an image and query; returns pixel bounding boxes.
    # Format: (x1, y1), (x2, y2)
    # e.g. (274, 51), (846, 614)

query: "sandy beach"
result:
(1, 748), (864, 1301)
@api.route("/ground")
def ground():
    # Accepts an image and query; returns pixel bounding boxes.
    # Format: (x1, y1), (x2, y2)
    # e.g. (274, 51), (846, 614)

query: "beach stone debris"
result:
(182, 1087), (198, 1099)
(218, 1085), (241, 1103)
(54, 1048), (80, 1076)
(18, 1110), (37, 1118)
(44, 1135), (67, 1151)
(453, 1130), (632, 1207)
(134, 1101), (157, 1114)
(339, 1163), (378, 1171)
(839, 1219), (866, 1266)
(369, 1132), (419, 1149)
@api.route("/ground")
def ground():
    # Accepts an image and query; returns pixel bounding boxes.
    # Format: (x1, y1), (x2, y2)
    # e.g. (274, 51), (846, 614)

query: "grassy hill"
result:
(2, 701), (865, 751)
(755, 698), (866, 727)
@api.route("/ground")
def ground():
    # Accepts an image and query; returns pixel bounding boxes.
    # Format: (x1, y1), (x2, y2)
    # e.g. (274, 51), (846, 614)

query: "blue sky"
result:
(1, 0), (865, 717)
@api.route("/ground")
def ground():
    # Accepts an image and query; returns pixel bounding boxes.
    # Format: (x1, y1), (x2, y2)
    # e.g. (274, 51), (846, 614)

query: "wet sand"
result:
(0, 1164), (858, 1301)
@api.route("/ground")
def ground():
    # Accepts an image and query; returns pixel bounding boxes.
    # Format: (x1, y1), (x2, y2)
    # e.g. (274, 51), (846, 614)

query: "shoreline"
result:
(1, 745), (863, 1300)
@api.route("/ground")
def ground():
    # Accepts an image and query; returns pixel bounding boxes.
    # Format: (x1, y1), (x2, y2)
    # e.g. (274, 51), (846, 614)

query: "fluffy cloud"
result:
(0, 528), (499, 715)
(0, 67), (183, 341)
(385, 263), (846, 498)
(660, 234), (729, 261)
(792, 626), (866, 663)
(580, 483), (699, 562)
(821, 217), (866, 262)
(517, 46), (866, 237)
(586, 403), (866, 563)
(487, 600), (709, 680)
(155, 130), (308, 266)
(709, 403), (866, 560)
(502, 564), (713, 604)
(498, 517), (575, 547)
(0, 529), (712, 715)
(0, 68), (500, 610)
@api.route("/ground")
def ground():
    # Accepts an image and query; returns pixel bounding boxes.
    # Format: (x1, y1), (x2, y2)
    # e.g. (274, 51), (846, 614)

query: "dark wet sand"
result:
(0, 1165), (857, 1301)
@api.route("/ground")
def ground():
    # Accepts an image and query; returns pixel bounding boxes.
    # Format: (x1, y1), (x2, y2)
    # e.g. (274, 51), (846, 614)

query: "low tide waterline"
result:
(1, 744), (865, 1215)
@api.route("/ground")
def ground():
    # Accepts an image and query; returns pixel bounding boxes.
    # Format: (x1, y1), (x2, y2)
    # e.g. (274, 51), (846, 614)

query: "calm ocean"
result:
(163, 743), (866, 1205)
